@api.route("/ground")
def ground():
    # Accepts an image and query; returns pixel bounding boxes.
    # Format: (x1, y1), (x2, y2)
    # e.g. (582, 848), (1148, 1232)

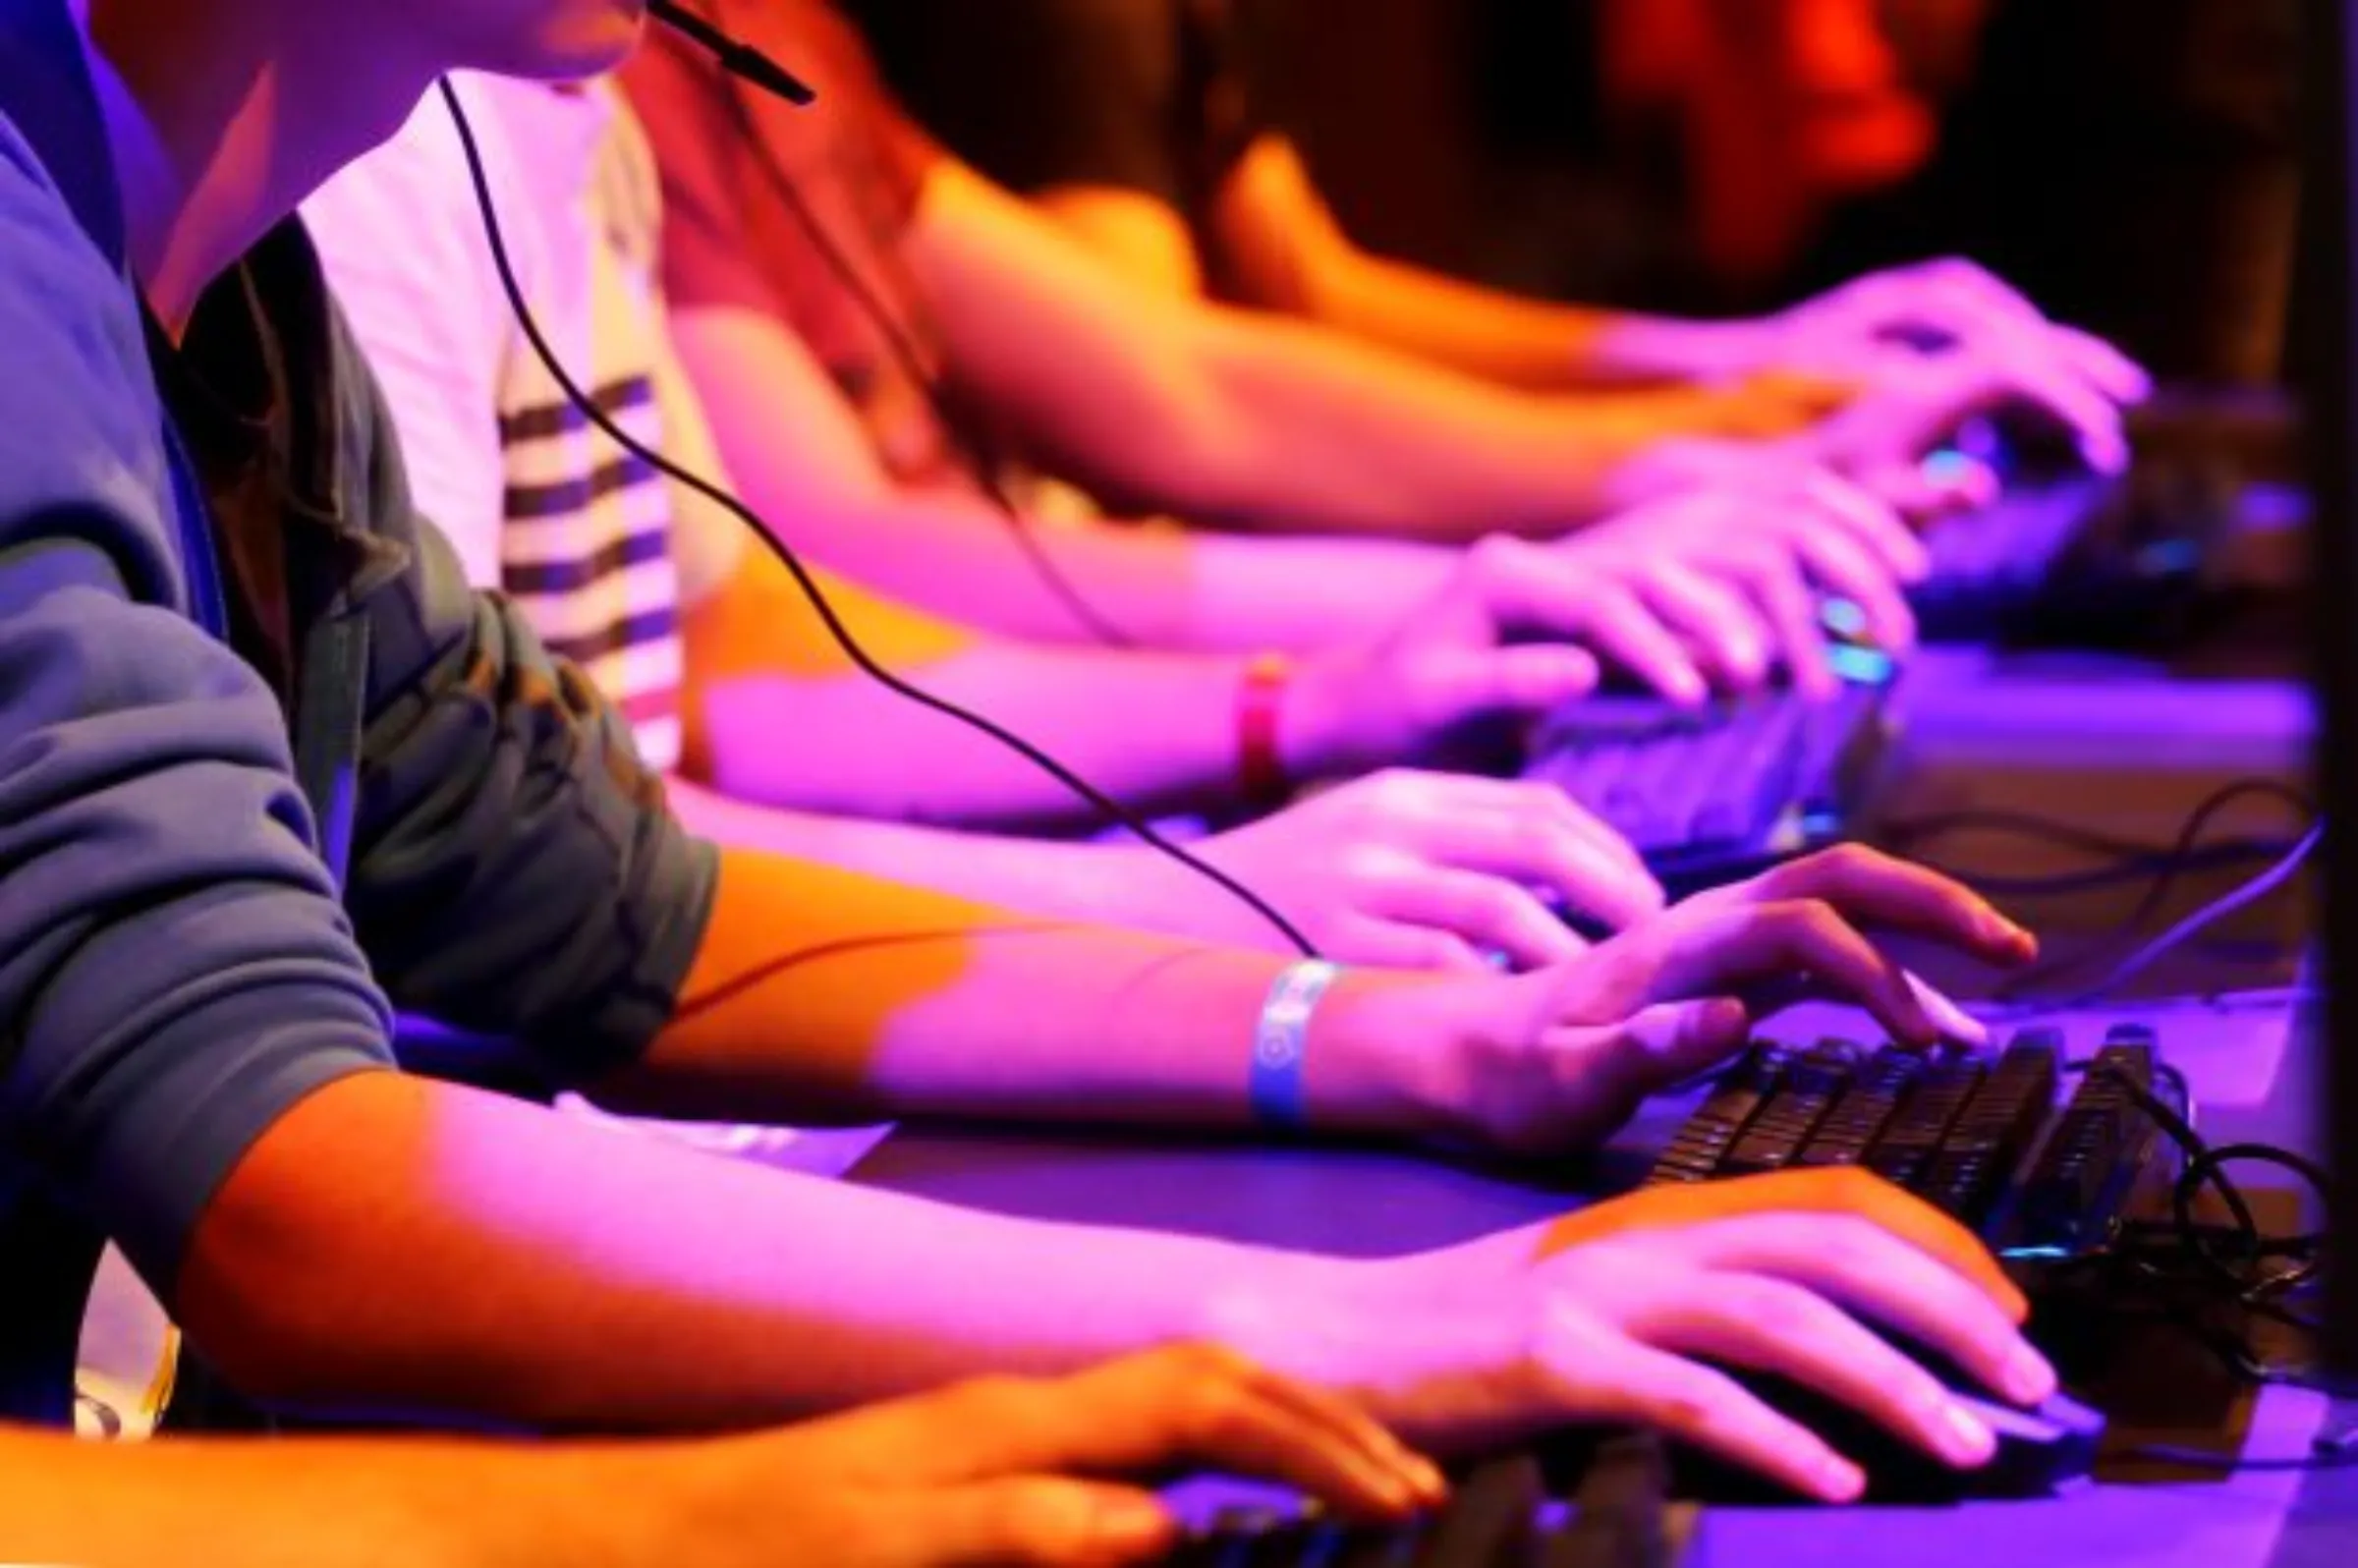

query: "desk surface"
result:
(850, 655), (2350, 1568)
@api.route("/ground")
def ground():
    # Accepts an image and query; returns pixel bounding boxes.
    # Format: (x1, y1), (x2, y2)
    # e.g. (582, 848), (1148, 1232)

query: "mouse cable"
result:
(1881, 802), (2305, 878)
(1982, 778), (2318, 1002)
(2064, 825), (2320, 1008)
(1913, 841), (2294, 903)
(2105, 1438), (2358, 1474)
(688, 0), (1139, 650)
(2038, 1058), (2332, 1396)
(439, 78), (1318, 959)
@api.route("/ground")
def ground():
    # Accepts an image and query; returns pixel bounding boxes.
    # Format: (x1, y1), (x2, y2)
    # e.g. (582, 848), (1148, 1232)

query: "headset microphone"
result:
(646, 0), (818, 106)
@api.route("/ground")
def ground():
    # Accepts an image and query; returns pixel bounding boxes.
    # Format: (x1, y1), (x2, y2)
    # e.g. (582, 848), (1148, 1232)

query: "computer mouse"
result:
(1625, 1377), (2105, 1505)
(1930, 412), (2089, 490)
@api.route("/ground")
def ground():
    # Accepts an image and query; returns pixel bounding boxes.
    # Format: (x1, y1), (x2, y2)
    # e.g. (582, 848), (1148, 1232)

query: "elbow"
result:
(175, 1205), (585, 1428)
(172, 1216), (387, 1415)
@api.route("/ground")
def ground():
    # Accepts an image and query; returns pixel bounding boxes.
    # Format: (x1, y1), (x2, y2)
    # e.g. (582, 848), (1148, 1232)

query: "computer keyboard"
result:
(1910, 476), (2117, 643)
(1159, 1438), (1701, 1567)
(1649, 1025), (2175, 1264)
(1909, 393), (2270, 647)
(1522, 672), (1896, 896)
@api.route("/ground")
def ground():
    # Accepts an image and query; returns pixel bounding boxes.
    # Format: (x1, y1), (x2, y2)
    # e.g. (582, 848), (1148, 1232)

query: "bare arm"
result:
(674, 534), (1316, 828)
(1200, 139), (1777, 393)
(174, 839), (2036, 1443)
(907, 164), (1812, 541)
(0, 1425), (649, 1568)
(178, 1070), (1364, 1431)
(667, 303), (1454, 649)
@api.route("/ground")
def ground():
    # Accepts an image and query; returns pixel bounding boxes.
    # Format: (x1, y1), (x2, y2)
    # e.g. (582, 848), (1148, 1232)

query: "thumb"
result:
(915, 1478), (1179, 1568)
(1422, 644), (1599, 724)
(1849, 456), (1992, 523)
(1615, 998), (1754, 1093)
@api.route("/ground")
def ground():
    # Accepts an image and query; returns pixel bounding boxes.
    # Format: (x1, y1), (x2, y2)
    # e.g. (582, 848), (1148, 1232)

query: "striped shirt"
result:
(305, 77), (686, 770)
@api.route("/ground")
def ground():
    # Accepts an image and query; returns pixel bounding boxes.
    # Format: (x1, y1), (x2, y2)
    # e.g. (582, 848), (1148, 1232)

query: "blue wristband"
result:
(1251, 960), (1341, 1132)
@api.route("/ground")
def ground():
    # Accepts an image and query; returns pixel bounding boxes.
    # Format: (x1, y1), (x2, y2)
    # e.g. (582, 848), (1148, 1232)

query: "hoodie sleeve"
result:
(331, 306), (718, 1088)
(0, 139), (394, 1298)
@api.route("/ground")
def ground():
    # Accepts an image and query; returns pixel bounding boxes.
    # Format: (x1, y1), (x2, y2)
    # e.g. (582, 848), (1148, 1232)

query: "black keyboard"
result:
(1523, 673), (1895, 897)
(1650, 1025), (2176, 1263)
(1908, 476), (2113, 643)
(1160, 1438), (1702, 1568)
(1909, 392), (2268, 647)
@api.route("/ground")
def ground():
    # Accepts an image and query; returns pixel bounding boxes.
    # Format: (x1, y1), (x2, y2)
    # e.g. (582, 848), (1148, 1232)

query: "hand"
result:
(1568, 474), (1927, 695)
(1403, 846), (2036, 1153)
(1197, 771), (1665, 971)
(1748, 258), (2151, 476)
(1290, 532), (1791, 756)
(661, 1345), (1445, 1567)
(1331, 1169), (2056, 1503)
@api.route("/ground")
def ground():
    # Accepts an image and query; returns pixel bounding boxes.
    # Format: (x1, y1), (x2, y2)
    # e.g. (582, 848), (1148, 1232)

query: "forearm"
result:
(1214, 140), (1761, 395)
(602, 846), (1452, 1132)
(1157, 312), (1834, 540)
(179, 1071), (1370, 1433)
(741, 495), (1448, 655)
(666, 779), (1322, 956)
(915, 169), (1648, 542)
(1296, 245), (1747, 393)
(665, 777), (1164, 930)
(692, 642), (1270, 828)
(671, 304), (1447, 652)
(0, 1427), (656, 1568)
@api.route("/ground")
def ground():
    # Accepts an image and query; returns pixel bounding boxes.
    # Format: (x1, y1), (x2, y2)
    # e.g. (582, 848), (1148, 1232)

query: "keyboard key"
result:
(1648, 1046), (1788, 1184)
(1524, 682), (1891, 873)
(1793, 1046), (1924, 1169)
(1720, 1043), (1858, 1176)
(1862, 1052), (1987, 1193)
(2009, 1036), (2161, 1257)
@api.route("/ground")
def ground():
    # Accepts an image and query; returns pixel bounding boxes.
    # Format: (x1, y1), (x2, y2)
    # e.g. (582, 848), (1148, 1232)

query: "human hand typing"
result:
(1190, 770), (1663, 971)
(1750, 259), (2151, 461)
(1284, 529), (1811, 756)
(1565, 475), (1924, 697)
(1310, 846), (2033, 1156)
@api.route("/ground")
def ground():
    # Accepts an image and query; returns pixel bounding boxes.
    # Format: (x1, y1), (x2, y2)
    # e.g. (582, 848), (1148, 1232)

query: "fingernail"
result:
(2005, 1344), (2058, 1404)
(1088, 1495), (1176, 1554)
(1816, 1455), (1868, 1503)
(1937, 1401), (1998, 1467)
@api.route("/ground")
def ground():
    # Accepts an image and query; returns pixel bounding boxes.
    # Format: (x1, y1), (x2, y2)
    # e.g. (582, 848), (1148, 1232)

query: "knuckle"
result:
(1176, 1376), (1257, 1440)
(1814, 842), (1885, 880)
(1160, 1341), (1256, 1384)
(992, 1481), (1097, 1561)
(1723, 1278), (1820, 1341)
(1339, 845), (1399, 888)
(1810, 1209), (1899, 1274)
(1509, 815), (1567, 871)
(1467, 534), (1529, 584)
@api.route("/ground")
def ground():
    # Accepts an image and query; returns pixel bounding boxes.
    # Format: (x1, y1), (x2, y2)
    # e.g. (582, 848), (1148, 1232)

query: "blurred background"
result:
(860, 0), (2304, 386)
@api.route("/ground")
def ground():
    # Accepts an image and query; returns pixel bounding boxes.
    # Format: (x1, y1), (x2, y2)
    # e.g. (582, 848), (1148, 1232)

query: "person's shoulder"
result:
(0, 110), (174, 540)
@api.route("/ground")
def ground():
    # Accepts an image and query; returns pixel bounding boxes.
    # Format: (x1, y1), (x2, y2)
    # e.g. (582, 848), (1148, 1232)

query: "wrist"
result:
(1269, 653), (1377, 779)
(1197, 1241), (1537, 1454)
(1594, 314), (1765, 385)
(1295, 969), (1491, 1141)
